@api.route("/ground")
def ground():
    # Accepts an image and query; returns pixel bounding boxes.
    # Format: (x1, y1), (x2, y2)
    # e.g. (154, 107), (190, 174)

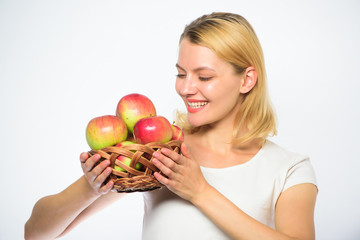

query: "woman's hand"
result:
(80, 152), (114, 196)
(152, 143), (210, 202)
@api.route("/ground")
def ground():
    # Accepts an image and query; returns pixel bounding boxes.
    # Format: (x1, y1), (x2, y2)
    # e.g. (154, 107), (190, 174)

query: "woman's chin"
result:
(187, 119), (210, 129)
(187, 120), (203, 128)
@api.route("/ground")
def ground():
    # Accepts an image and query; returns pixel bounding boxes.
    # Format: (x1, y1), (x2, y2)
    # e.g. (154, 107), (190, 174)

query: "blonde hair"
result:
(176, 12), (277, 147)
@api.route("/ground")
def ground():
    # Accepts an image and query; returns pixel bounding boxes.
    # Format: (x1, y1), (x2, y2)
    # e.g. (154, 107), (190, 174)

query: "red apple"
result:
(86, 115), (128, 150)
(114, 155), (143, 172)
(133, 116), (172, 144)
(116, 93), (156, 133)
(171, 123), (184, 141)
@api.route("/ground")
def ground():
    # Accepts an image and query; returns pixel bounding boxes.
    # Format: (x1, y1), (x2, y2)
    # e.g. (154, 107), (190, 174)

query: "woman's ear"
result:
(239, 66), (257, 94)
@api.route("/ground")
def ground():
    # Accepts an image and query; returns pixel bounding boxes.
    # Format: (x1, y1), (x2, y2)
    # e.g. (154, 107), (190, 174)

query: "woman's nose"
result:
(179, 76), (197, 96)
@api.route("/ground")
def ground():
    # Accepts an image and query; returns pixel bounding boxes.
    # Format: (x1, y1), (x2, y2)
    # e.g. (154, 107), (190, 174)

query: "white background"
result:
(1, 1), (359, 239)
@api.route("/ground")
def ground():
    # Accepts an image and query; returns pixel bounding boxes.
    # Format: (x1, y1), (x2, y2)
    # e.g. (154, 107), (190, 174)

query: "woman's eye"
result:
(176, 74), (186, 79)
(199, 76), (213, 81)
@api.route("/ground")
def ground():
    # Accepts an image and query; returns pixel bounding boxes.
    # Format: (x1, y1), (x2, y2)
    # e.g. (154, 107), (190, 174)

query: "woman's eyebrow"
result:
(176, 63), (216, 72)
(175, 63), (185, 72)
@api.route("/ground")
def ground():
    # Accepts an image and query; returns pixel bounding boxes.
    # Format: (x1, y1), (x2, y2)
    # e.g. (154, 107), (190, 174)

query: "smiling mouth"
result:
(187, 101), (208, 111)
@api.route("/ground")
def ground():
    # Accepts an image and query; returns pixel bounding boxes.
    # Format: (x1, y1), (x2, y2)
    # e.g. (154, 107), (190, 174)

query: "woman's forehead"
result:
(177, 39), (234, 73)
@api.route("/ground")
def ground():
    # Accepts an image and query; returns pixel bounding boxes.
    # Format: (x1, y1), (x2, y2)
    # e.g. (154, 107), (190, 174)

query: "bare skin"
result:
(24, 153), (125, 240)
(151, 38), (318, 240)
(25, 38), (318, 240)
(153, 138), (317, 240)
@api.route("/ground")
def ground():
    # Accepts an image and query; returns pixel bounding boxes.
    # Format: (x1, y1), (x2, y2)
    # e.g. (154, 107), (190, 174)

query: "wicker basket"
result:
(88, 140), (182, 193)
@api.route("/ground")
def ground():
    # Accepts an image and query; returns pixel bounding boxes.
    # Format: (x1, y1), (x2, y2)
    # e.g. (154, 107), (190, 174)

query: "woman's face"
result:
(175, 38), (243, 128)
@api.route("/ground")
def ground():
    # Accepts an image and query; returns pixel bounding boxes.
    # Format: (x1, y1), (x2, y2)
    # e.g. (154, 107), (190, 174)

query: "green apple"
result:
(115, 155), (143, 172)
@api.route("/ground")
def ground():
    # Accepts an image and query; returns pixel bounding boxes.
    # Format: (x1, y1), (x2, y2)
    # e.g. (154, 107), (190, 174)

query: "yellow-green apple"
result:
(171, 123), (184, 141)
(133, 116), (172, 144)
(115, 140), (135, 147)
(86, 115), (128, 150)
(116, 93), (156, 133)
(114, 155), (143, 172)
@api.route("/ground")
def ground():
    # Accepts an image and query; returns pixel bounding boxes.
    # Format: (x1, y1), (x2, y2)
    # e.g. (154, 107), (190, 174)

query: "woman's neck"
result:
(192, 117), (259, 155)
(185, 122), (262, 168)
(185, 100), (261, 156)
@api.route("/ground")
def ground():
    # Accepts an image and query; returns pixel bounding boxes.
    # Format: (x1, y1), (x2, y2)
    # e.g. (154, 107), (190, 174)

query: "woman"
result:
(25, 12), (317, 240)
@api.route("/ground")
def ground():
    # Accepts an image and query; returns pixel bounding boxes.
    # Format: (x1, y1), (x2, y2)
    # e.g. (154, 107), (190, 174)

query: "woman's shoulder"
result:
(261, 140), (310, 167)
(262, 141), (318, 192)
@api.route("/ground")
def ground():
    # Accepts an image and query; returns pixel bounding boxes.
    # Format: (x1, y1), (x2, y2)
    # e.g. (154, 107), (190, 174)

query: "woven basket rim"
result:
(88, 140), (182, 193)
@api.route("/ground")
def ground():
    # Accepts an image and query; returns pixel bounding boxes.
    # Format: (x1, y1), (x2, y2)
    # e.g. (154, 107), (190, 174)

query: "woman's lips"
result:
(186, 100), (208, 113)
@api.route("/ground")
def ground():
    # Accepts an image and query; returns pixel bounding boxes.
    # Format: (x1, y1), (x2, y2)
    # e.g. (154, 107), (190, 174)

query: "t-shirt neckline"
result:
(199, 140), (268, 171)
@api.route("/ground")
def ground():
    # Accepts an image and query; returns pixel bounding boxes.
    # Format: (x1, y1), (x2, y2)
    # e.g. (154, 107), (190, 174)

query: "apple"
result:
(116, 93), (156, 133)
(114, 155), (143, 172)
(86, 115), (128, 150)
(171, 123), (184, 141)
(133, 116), (172, 144)
(115, 140), (135, 147)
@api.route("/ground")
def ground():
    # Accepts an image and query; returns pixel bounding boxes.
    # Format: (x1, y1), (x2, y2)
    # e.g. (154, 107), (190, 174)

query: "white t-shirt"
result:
(142, 140), (317, 240)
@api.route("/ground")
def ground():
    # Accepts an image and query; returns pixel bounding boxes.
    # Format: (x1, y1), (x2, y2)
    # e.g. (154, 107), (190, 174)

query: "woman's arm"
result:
(152, 144), (318, 240)
(191, 183), (317, 240)
(25, 153), (125, 240)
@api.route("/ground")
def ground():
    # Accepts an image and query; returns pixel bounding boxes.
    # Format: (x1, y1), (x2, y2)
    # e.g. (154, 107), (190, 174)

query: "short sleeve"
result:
(282, 156), (318, 192)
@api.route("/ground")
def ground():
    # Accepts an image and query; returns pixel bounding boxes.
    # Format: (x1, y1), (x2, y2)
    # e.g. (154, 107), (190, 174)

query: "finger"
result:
(159, 148), (183, 164)
(152, 157), (173, 178)
(99, 180), (114, 194)
(154, 172), (170, 186)
(87, 160), (110, 183)
(93, 166), (112, 189)
(81, 154), (101, 173)
(153, 151), (177, 170)
(180, 143), (192, 159)
(80, 152), (88, 163)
